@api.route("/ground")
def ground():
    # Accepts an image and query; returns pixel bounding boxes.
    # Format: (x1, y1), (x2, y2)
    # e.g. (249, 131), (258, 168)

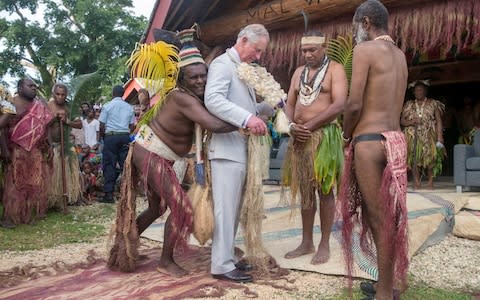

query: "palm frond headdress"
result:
(128, 40), (180, 129)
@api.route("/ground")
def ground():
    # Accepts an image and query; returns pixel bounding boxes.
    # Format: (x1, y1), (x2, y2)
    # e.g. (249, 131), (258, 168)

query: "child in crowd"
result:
(81, 161), (97, 203)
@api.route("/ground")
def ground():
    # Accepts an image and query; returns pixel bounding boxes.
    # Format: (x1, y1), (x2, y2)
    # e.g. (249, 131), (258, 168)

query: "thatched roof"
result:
(265, 0), (480, 75)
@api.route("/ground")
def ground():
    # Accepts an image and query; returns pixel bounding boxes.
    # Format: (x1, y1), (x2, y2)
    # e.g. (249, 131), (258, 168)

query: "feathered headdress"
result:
(128, 40), (180, 130)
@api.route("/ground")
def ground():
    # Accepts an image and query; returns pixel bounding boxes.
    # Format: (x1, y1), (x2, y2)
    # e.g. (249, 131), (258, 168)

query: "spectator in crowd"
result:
(138, 88), (150, 119)
(70, 103), (88, 146)
(80, 102), (91, 120)
(81, 160), (97, 203)
(401, 81), (444, 189)
(0, 79), (53, 228)
(47, 83), (84, 207)
(82, 108), (100, 148)
(98, 85), (135, 203)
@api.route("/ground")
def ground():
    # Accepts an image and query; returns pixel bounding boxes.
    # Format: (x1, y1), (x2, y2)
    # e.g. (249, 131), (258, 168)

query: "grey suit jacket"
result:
(205, 48), (257, 164)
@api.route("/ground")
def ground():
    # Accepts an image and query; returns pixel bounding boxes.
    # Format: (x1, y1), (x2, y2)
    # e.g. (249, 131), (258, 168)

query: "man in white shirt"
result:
(82, 109), (100, 147)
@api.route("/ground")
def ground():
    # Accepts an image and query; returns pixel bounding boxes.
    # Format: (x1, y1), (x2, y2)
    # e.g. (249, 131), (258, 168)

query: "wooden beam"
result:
(408, 60), (480, 86)
(145, 0), (172, 43)
(198, 0), (223, 24)
(198, 0), (433, 46)
(229, 0), (267, 11)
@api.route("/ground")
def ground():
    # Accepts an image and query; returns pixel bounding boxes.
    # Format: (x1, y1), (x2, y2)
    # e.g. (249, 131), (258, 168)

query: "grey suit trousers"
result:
(210, 159), (246, 274)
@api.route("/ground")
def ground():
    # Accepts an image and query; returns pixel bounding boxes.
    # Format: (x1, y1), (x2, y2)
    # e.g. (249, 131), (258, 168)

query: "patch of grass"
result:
(0, 203), (116, 251)
(328, 282), (473, 300)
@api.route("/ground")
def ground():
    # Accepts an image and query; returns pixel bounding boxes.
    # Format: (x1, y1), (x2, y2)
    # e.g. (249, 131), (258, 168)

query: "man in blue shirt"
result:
(99, 85), (135, 203)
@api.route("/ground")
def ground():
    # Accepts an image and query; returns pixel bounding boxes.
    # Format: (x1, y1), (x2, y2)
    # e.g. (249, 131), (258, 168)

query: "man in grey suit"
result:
(205, 24), (270, 283)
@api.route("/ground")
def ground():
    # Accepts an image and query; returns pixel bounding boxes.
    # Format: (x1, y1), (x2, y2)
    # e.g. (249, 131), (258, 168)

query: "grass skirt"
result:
(48, 145), (83, 207)
(1, 145), (50, 224)
(282, 124), (343, 208)
(108, 144), (193, 272)
(240, 135), (272, 270)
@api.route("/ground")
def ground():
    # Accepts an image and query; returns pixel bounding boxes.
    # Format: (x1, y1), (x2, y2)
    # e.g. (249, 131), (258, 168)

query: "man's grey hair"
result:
(52, 82), (68, 94)
(237, 24), (269, 44)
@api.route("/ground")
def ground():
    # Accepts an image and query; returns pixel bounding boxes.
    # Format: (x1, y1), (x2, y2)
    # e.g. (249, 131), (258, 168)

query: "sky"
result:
(1, 0), (156, 92)
(132, 0), (156, 18)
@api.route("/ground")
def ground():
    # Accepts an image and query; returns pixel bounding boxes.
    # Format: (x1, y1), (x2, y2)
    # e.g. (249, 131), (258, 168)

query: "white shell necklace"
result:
(299, 56), (330, 106)
(415, 98), (427, 118)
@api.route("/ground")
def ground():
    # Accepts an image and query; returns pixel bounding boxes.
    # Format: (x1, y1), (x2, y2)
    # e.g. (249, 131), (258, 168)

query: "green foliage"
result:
(0, 0), (146, 101)
(327, 35), (354, 85)
(314, 124), (344, 195)
(432, 145), (446, 177)
(0, 203), (115, 251)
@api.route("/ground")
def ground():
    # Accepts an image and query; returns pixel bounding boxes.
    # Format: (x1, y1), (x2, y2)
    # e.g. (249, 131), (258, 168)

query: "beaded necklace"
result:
(374, 35), (396, 44)
(415, 98), (427, 118)
(298, 55), (330, 106)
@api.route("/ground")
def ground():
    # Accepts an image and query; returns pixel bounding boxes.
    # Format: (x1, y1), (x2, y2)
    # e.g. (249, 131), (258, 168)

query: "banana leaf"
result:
(314, 125), (344, 195)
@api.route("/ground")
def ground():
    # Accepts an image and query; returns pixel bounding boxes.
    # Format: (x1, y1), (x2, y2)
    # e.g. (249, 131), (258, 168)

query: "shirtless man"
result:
(47, 83), (83, 207)
(108, 61), (237, 277)
(340, 1), (409, 299)
(283, 31), (347, 264)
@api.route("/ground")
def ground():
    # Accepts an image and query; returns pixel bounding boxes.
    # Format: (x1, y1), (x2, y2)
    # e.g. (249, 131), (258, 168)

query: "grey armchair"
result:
(454, 130), (480, 192)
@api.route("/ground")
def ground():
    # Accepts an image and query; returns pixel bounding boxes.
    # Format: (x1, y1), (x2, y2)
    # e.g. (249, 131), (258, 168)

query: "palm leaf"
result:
(67, 71), (100, 120)
(327, 35), (353, 84)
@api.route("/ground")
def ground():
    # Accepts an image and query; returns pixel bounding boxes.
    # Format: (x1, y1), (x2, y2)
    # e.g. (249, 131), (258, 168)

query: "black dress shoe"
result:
(99, 193), (115, 203)
(212, 268), (253, 283)
(360, 282), (400, 300)
(235, 261), (253, 272)
(360, 281), (376, 295)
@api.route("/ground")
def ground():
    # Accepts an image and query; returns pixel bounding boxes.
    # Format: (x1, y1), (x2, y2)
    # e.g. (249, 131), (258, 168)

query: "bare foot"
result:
(311, 244), (330, 265)
(284, 242), (315, 259)
(156, 261), (188, 278)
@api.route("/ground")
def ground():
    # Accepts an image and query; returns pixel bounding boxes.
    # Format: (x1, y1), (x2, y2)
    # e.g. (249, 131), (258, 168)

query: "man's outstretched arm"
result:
(178, 94), (237, 133)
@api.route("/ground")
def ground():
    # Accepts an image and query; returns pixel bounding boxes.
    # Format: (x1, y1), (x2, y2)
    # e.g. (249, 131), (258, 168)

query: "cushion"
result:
(453, 211), (480, 241)
(466, 157), (480, 170)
